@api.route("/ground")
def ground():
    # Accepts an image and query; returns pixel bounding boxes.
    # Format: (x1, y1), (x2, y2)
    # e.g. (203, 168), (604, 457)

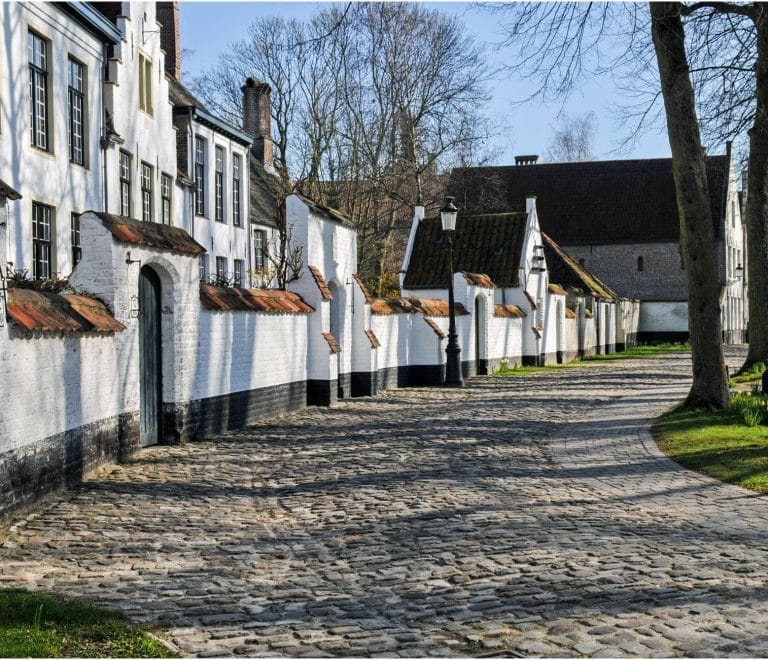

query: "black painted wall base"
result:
(172, 381), (308, 439)
(0, 411), (139, 525)
(636, 331), (690, 344)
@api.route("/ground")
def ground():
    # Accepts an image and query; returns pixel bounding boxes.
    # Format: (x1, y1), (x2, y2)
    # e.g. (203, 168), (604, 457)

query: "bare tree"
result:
(486, 1), (731, 408)
(191, 3), (496, 287)
(545, 112), (598, 162)
(651, 1), (729, 408)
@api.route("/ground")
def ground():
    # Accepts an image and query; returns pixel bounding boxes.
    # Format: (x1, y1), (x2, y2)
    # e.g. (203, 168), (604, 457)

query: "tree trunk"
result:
(742, 4), (768, 370)
(650, 2), (730, 408)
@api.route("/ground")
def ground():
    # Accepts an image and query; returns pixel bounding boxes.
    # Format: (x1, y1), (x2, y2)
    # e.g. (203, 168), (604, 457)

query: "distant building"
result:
(449, 148), (746, 343)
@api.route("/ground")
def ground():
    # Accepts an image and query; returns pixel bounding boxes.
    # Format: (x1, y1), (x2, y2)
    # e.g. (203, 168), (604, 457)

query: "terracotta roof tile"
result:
(403, 212), (528, 289)
(0, 178), (21, 200)
(565, 307), (577, 319)
(308, 265), (333, 301)
(449, 155), (729, 245)
(462, 272), (495, 288)
(370, 297), (468, 317)
(364, 329), (380, 348)
(7, 288), (125, 333)
(96, 212), (206, 255)
(548, 282), (567, 296)
(200, 284), (314, 313)
(322, 331), (340, 353)
(543, 233), (617, 300)
(423, 317), (446, 339)
(494, 304), (526, 318)
(352, 274), (375, 303)
(585, 308), (594, 318)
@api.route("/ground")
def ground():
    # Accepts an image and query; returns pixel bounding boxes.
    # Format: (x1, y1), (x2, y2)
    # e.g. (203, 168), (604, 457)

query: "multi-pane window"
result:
(32, 203), (53, 279)
(232, 154), (241, 227)
(68, 58), (86, 165)
(233, 259), (244, 287)
(71, 212), (81, 267)
(253, 230), (266, 272)
(160, 173), (172, 225)
(216, 256), (227, 281)
(199, 254), (209, 281)
(119, 151), (131, 217)
(195, 137), (206, 216)
(28, 31), (49, 150)
(138, 53), (153, 114)
(141, 162), (153, 222)
(214, 146), (224, 222)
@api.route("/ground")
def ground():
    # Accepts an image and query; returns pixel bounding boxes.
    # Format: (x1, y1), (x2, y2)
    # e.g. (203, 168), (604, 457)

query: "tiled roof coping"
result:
(96, 212), (206, 255)
(462, 272), (496, 288)
(200, 284), (314, 314)
(364, 329), (381, 348)
(494, 304), (526, 318)
(423, 317), (446, 339)
(352, 274), (374, 303)
(308, 265), (333, 301)
(322, 331), (340, 353)
(7, 288), (125, 333)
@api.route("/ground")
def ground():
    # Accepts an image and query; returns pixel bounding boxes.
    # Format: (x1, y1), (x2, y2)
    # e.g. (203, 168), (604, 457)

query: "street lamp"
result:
(440, 196), (463, 387)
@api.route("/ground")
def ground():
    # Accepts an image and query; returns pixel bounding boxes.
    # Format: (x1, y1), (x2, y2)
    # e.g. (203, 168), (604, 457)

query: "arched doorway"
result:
(475, 295), (487, 375)
(139, 266), (162, 447)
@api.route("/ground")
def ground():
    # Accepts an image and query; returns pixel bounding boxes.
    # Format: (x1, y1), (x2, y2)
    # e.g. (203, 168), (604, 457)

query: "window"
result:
(28, 31), (49, 150)
(71, 212), (81, 266)
(68, 58), (86, 165)
(160, 173), (172, 225)
(119, 151), (131, 217)
(637, 256), (644, 272)
(232, 154), (242, 227)
(138, 53), (153, 114)
(214, 146), (224, 222)
(32, 202), (53, 279)
(141, 161), (153, 222)
(253, 230), (266, 272)
(216, 256), (227, 281)
(234, 259), (244, 287)
(199, 254), (209, 281)
(195, 136), (206, 216)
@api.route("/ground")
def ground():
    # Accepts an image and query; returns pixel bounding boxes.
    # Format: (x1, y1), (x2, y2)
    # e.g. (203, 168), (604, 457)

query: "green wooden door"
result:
(139, 266), (162, 447)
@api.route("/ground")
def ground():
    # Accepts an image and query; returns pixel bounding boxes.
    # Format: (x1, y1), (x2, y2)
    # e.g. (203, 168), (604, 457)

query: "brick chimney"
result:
(515, 155), (539, 166)
(156, 2), (181, 80)
(242, 78), (273, 169)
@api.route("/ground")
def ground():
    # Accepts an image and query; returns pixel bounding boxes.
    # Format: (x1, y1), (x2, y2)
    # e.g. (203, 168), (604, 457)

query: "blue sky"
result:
(179, 2), (675, 164)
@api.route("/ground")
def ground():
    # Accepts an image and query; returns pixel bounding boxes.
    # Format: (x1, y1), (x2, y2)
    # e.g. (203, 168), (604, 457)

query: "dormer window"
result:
(139, 53), (153, 115)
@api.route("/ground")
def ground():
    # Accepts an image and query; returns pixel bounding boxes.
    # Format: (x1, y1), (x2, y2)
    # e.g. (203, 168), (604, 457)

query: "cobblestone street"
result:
(2, 347), (768, 657)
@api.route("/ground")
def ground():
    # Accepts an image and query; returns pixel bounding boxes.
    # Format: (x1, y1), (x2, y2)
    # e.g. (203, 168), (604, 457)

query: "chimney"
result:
(242, 78), (273, 169)
(156, 2), (181, 80)
(515, 155), (539, 166)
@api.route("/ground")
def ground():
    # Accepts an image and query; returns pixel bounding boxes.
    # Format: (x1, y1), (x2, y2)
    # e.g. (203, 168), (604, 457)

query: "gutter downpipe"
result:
(101, 43), (109, 213)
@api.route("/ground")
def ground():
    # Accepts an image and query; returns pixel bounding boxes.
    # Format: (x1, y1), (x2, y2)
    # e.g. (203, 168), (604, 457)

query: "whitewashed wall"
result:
(639, 301), (689, 339)
(0, 3), (107, 276)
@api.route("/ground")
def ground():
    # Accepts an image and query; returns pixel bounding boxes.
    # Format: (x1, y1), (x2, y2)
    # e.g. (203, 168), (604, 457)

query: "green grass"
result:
(730, 361), (766, 387)
(653, 405), (768, 493)
(0, 588), (175, 658)
(493, 342), (690, 376)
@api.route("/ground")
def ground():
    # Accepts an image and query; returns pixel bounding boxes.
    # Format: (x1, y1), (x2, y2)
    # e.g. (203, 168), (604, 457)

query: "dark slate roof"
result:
(249, 157), (280, 227)
(448, 156), (729, 246)
(542, 233), (617, 300)
(95, 212), (206, 255)
(403, 212), (528, 289)
(168, 76), (209, 111)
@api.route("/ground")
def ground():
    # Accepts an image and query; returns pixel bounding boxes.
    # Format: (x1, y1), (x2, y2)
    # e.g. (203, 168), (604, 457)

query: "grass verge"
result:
(730, 361), (765, 388)
(494, 342), (690, 376)
(0, 588), (175, 658)
(653, 405), (768, 493)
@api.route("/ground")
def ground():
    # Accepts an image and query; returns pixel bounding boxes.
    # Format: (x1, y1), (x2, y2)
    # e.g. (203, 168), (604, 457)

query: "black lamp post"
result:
(441, 197), (463, 387)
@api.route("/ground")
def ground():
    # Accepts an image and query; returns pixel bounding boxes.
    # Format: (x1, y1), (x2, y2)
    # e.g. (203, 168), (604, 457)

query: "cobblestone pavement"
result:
(3, 347), (768, 657)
